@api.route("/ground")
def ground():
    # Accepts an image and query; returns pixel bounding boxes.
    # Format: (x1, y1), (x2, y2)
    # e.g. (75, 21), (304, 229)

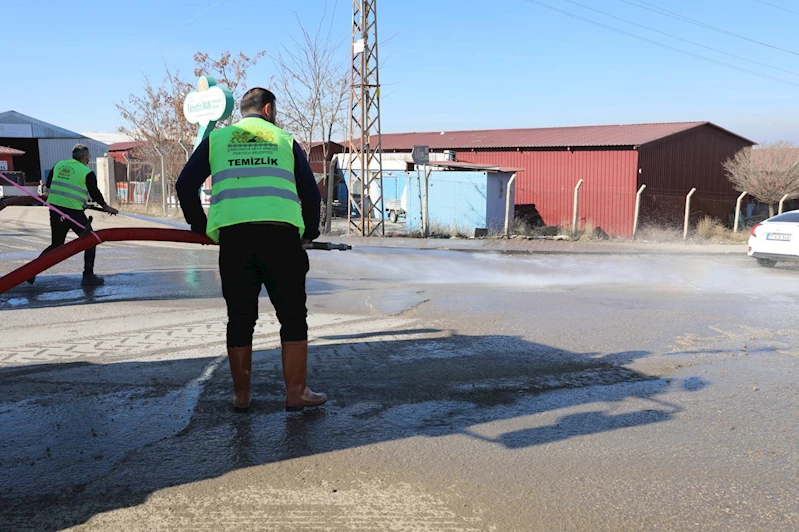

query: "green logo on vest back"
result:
(230, 127), (276, 144)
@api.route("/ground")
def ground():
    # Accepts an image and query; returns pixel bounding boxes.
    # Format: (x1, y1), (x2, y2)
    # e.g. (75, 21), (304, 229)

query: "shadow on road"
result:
(0, 330), (703, 530)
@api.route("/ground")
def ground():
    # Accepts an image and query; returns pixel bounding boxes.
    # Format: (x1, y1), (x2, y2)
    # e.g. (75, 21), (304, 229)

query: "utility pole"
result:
(347, 0), (385, 236)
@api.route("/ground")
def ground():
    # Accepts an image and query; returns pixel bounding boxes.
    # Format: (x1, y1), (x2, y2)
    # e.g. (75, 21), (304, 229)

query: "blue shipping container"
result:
(405, 170), (514, 234)
(339, 169), (514, 233)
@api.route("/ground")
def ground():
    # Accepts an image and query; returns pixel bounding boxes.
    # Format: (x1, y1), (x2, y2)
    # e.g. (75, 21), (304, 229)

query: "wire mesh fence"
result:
(510, 180), (799, 239)
(114, 160), (153, 206)
(109, 148), (182, 216)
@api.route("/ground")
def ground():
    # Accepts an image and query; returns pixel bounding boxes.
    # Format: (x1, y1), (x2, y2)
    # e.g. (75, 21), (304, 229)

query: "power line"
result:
(520, 0), (799, 87)
(561, 0), (799, 76)
(755, 0), (799, 17)
(619, 0), (799, 57)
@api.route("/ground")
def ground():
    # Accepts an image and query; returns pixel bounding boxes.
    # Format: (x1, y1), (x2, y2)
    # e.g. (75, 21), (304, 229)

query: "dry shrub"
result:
(693, 216), (750, 243)
(696, 216), (720, 240)
(509, 217), (535, 236)
(711, 224), (730, 241)
(635, 226), (683, 243)
(577, 221), (595, 241)
(428, 222), (472, 238)
(711, 225), (749, 243)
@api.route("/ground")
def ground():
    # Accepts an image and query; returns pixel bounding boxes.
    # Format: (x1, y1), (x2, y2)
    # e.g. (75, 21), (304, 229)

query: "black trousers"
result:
(40, 209), (96, 275)
(219, 224), (310, 347)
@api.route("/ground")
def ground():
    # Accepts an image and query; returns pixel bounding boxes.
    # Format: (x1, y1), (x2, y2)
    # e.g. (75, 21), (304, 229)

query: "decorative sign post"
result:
(183, 75), (234, 149)
(183, 76), (234, 204)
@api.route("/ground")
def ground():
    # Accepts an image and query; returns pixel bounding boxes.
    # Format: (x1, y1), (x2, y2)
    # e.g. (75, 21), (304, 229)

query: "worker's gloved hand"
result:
(103, 205), (119, 216)
(190, 220), (207, 235)
(302, 228), (321, 243)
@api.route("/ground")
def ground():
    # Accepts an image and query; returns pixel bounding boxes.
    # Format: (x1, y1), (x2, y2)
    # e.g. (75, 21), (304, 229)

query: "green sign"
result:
(183, 76), (234, 149)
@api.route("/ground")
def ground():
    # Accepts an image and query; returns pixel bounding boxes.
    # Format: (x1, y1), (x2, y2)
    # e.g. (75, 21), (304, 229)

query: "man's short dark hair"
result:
(72, 144), (89, 160)
(240, 88), (276, 115)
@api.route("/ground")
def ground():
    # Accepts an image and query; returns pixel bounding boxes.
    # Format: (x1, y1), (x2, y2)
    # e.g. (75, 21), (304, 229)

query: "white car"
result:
(748, 210), (799, 267)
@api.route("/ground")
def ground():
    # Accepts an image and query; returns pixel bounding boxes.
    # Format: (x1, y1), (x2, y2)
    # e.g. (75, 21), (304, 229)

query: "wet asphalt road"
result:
(1, 208), (799, 531)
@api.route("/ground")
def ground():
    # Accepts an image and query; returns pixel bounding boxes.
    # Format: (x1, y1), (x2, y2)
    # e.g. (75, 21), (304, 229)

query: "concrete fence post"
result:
(121, 152), (131, 182)
(632, 184), (646, 241)
(572, 179), (584, 236)
(683, 188), (697, 241)
(779, 194), (789, 215)
(154, 146), (167, 217)
(121, 152), (132, 206)
(733, 191), (748, 232)
(178, 140), (192, 163)
(324, 159), (337, 234)
(177, 141), (193, 210)
(504, 173), (518, 237)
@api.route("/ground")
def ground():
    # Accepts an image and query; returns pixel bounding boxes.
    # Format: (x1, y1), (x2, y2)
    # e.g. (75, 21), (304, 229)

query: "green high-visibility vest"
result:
(207, 117), (303, 243)
(48, 159), (90, 210)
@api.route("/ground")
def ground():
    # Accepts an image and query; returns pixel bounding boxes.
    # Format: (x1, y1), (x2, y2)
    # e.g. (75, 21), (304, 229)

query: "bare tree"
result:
(117, 51), (265, 213)
(724, 141), (799, 217)
(117, 67), (194, 211)
(273, 15), (349, 232)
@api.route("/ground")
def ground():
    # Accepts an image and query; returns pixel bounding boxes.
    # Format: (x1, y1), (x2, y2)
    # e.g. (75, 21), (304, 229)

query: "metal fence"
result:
(106, 141), (190, 216)
(114, 160), (153, 206)
(513, 180), (799, 241)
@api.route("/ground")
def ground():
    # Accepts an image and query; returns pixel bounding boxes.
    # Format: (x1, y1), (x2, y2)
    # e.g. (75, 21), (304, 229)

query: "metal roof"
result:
(0, 146), (25, 155)
(0, 110), (93, 139)
(423, 160), (523, 173)
(369, 122), (754, 151)
(310, 141), (346, 149)
(108, 141), (142, 152)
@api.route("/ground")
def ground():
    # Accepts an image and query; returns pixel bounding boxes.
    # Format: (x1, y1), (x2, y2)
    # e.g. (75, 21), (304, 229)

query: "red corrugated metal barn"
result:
(309, 141), (346, 196)
(376, 122), (754, 237)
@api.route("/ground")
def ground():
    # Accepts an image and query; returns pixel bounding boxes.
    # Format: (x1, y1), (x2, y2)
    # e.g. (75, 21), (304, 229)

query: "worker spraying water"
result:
(0, 79), (352, 415)
(175, 86), (328, 413)
(29, 144), (119, 286)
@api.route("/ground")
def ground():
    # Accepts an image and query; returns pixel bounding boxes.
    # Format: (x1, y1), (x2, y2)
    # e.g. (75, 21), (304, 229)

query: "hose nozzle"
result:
(304, 242), (352, 251)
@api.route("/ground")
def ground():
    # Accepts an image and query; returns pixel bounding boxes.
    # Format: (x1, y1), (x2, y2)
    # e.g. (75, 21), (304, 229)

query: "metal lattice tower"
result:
(347, 0), (385, 237)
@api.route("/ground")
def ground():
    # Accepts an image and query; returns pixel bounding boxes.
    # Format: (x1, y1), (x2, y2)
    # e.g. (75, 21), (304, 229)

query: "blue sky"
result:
(2, 0), (798, 143)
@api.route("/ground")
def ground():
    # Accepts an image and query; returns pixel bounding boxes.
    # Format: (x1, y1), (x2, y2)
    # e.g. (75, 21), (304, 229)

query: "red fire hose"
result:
(0, 196), (37, 211)
(0, 229), (212, 294)
(0, 228), (351, 294)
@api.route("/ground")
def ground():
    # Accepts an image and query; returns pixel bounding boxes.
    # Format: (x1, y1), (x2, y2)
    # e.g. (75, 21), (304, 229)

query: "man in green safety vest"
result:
(30, 144), (118, 286)
(176, 87), (325, 413)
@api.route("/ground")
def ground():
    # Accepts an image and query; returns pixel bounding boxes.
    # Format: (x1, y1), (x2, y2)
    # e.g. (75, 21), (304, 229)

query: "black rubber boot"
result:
(81, 273), (105, 286)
